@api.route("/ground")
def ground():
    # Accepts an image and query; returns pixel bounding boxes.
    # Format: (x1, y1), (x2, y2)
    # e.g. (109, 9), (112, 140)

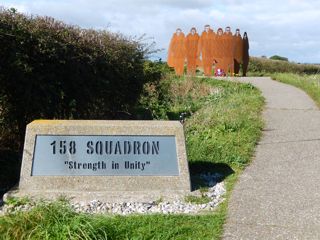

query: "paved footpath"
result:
(223, 77), (320, 240)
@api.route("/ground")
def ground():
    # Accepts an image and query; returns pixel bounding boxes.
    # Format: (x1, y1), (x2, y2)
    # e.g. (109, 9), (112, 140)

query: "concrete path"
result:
(223, 77), (320, 240)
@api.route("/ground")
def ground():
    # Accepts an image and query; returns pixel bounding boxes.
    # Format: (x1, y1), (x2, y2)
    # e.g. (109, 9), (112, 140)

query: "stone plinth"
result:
(5, 120), (191, 202)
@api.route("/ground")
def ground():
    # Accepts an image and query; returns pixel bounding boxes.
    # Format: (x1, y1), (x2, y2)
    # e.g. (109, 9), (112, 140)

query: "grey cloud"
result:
(2, 0), (320, 63)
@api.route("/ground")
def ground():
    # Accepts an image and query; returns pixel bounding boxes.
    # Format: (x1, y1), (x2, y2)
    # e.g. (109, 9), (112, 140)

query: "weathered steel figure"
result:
(242, 32), (249, 77)
(222, 26), (234, 76)
(198, 24), (215, 76)
(233, 28), (243, 75)
(168, 28), (186, 76)
(185, 27), (200, 75)
(214, 28), (224, 74)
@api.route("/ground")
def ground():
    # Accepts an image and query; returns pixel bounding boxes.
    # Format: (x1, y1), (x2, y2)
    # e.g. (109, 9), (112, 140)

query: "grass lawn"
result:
(0, 77), (264, 240)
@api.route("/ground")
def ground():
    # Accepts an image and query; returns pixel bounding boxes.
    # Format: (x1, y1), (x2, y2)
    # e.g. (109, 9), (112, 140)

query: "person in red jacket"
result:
(168, 28), (186, 76)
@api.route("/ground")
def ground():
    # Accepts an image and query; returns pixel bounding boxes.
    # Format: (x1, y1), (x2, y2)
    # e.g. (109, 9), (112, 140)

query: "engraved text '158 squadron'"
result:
(50, 140), (160, 155)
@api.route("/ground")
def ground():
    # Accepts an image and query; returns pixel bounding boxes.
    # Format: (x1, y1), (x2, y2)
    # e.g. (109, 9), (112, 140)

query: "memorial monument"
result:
(5, 120), (191, 202)
(167, 24), (249, 76)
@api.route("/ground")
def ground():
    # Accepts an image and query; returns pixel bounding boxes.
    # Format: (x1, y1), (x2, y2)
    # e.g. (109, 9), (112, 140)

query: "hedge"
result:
(0, 8), (156, 149)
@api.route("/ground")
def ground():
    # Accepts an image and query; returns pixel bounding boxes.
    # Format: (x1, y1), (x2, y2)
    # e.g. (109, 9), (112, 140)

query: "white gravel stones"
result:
(0, 173), (226, 215)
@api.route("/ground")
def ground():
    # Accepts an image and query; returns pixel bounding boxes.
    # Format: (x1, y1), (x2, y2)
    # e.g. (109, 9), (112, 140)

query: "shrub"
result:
(136, 72), (212, 121)
(0, 8), (157, 150)
(137, 62), (172, 120)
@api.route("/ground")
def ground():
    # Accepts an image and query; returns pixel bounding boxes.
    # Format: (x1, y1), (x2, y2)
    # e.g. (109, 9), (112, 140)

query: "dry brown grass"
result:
(169, 77), (212, 102)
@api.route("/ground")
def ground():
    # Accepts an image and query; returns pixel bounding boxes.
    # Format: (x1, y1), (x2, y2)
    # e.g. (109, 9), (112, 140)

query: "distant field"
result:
(248, 57), (320, 76)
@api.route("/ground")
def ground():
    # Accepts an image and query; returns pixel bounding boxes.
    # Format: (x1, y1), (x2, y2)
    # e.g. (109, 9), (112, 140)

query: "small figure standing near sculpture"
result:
(168, 28), (186, 76)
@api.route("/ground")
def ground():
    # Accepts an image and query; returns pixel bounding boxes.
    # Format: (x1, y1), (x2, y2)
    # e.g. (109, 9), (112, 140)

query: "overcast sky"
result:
(2, 0), (320, 63)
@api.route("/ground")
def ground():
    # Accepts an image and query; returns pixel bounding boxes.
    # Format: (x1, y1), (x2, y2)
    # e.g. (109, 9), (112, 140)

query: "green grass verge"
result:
(186, 80), (264, 167)
(272, 73), (320, 107)
(0, 78), (264, 240)
(0, 200), (226, 240)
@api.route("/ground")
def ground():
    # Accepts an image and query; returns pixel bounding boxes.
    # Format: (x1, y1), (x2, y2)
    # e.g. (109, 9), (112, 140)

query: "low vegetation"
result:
(0, 76), (264, 240)
(186, 80), (264, 167)
(248, 57), (320, 76)
(0, 199), (227, 240)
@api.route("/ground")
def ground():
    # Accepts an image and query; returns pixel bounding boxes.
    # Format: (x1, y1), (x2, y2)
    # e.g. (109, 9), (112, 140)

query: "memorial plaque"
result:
(32, 135), (179, 176)
(6, 120), (191, 202)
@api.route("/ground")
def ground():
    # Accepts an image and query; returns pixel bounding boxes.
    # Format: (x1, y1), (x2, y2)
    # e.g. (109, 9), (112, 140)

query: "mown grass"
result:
(0, 77), (264, 240)
(272, 73), (320, 107)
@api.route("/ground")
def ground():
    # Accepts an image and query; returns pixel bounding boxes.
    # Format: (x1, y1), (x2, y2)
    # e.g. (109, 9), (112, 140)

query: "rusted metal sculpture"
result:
(167, 26), (249, 77)
(198, 25), (215, 76)
(233, 28), (243, 75)
(168, 28), (186, 76)
(242, 32), (249, 77)
(185, 27), (200, 76)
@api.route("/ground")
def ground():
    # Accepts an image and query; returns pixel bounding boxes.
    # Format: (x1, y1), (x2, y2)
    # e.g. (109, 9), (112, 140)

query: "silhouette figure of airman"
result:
(198, 25), (215, 76)
(233, 28), (243, 76)
(168, 28), (186, 76)
(185, 27), (200, 76)
(242, 32), (249, 77)
(214, 28), (224, 74)
(221, 26), (234, 76)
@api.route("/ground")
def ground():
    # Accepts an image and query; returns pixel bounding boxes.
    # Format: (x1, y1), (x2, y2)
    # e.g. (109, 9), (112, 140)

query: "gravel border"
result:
(0, 173), (226, 215)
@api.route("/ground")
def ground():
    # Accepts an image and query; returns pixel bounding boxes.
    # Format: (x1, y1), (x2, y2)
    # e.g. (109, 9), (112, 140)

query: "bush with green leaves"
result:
(0, 8), (157, 149)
